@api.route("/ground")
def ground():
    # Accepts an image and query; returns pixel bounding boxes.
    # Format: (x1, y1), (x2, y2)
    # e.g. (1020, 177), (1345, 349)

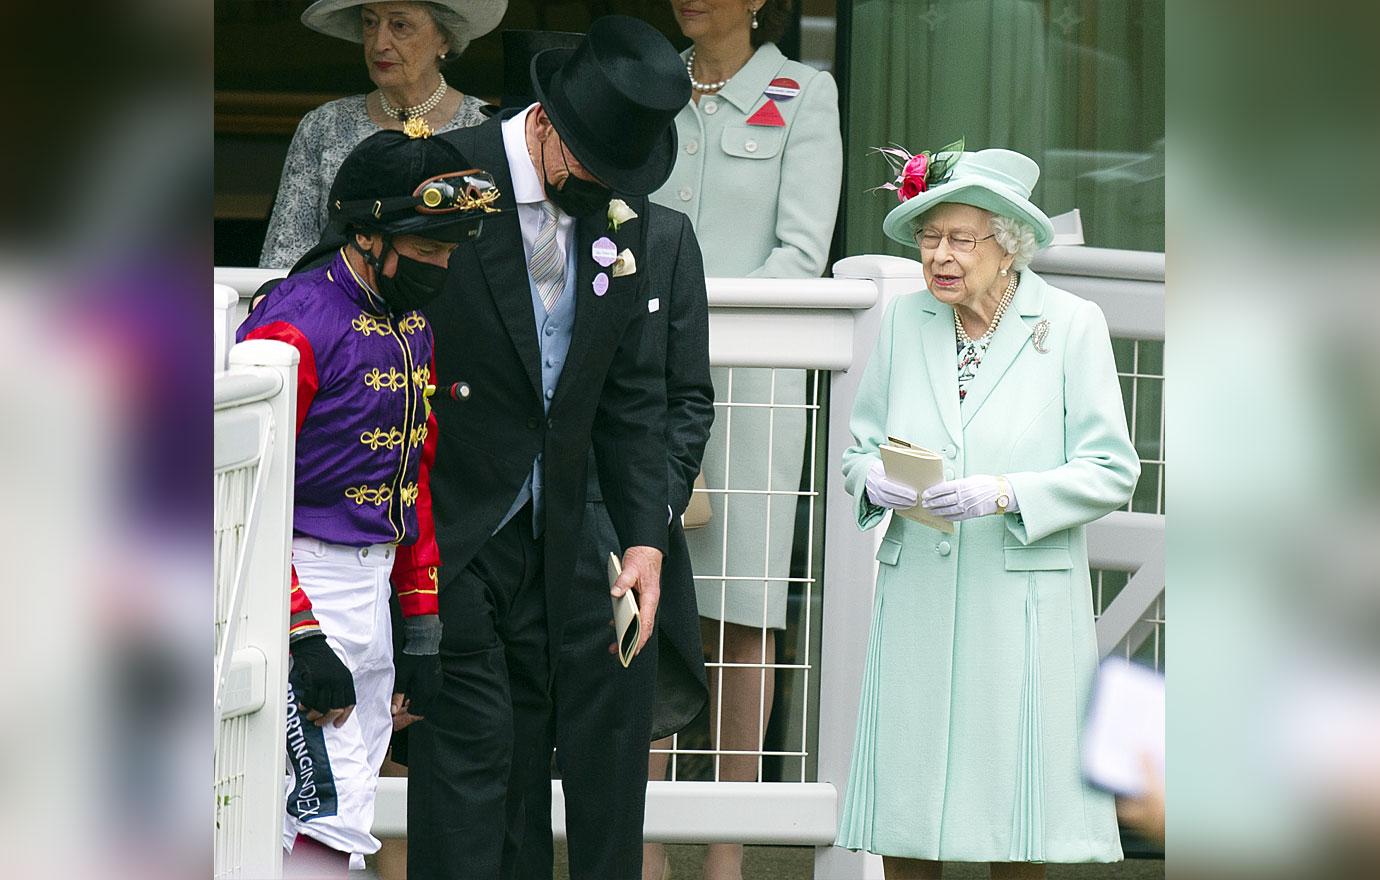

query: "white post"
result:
(814, 255), (924, 879)
(223, 339), (297, 878)
(215, 283), (240, 372)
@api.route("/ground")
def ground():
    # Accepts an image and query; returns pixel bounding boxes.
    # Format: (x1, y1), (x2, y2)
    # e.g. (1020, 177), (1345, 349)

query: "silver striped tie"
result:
(530, 202), (565, 313)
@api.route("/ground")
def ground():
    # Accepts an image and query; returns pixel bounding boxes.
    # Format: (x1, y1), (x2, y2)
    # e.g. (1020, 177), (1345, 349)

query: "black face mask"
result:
(541, 137), (612, 218)
(355, 238), (449, 314)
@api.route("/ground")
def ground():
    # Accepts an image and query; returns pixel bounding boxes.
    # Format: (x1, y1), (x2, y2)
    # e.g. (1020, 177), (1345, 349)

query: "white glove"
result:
(865, 460), (918, 510)
(920, 475), (1019, 521)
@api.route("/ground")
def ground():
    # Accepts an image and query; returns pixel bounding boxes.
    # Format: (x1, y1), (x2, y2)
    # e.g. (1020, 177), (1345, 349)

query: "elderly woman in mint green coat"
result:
(837, 147), (1138, 878)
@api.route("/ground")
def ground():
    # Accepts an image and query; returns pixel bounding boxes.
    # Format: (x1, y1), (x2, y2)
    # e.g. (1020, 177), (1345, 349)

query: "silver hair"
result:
(989, 213), (1039, 270)
(424, 3), (471, 60)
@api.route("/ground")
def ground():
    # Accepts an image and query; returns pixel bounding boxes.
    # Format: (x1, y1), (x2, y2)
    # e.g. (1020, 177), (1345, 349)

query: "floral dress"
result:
(259, 94), (490, 269)
(956, 336), (991, 402)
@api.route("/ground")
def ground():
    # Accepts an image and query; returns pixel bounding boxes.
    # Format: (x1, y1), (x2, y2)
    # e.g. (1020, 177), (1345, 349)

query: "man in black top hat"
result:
(488, 27), (714, 880)
(401, 16), (696, 880)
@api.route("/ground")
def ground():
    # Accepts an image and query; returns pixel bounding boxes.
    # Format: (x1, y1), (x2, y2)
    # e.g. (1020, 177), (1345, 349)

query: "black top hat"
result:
(530, 15), (690, 196)
(501, 29), (583, 111)
(328, 130), (500, 243)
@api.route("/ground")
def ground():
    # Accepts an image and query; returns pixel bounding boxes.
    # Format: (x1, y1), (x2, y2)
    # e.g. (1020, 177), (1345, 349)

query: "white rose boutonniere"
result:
(607, 198), (638, 232)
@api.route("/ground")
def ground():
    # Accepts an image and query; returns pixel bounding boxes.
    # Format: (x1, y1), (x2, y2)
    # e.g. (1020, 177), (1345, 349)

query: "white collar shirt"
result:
(500, 104), (574, 273)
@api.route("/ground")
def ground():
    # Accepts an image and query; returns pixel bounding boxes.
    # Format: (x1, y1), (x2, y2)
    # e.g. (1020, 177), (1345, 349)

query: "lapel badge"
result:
(593, 272), (610, 296)
(745, 99), (786, 127)
(764, 77), (800, 101)
(591, 236), (618, 268)
(1032, 319), (1051, 353)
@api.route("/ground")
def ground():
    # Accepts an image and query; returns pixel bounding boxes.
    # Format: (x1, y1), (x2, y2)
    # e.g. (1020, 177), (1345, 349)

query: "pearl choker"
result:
(955, 271), (1019, 345)
(380, 75), (447, 120)
(686, 49), (731, 93)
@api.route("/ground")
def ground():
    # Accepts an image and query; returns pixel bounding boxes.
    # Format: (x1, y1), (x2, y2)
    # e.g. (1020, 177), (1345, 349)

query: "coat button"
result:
(686, 140), (699, 155)
(937, 541), (952, 556)
(527, 417), (540, 429)
(703, 99), (718, 115)
(678, 186), (692, 202)
(944, 468), (955, 480)
(744, 139), (758, 153)
(547, 418), (557, 430)
(456, 382), (471, 399)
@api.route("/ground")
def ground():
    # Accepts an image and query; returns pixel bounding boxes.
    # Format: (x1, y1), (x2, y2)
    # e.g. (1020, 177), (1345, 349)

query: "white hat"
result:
(301, 0), (507, 55)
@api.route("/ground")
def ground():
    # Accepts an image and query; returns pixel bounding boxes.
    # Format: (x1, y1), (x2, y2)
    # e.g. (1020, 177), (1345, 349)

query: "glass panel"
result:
(843, 0), (1165, 255)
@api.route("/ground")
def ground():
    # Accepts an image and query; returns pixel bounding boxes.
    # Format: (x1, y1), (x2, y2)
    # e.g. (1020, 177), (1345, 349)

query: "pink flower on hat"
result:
(870, 138), (966, 203)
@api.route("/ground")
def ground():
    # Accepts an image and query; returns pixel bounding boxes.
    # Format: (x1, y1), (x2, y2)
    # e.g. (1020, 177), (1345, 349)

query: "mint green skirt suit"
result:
(650, 43), (842, 629)
(837, 271), (1138, 862)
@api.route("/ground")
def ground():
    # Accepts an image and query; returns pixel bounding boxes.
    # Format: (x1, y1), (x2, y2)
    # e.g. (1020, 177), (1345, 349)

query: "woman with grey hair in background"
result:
(259, 0), (506, 269)
(837, 145), (1139, 878)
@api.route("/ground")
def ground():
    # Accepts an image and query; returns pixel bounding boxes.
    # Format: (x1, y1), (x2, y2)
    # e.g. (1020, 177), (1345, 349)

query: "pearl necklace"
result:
(686, 48), (731, 93)
(380, 75), (448, 120)
(955, 271), (1019, 345)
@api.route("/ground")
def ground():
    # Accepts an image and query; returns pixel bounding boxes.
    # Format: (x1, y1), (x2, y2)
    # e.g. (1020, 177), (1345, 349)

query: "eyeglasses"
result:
(916, 230), (996, 253)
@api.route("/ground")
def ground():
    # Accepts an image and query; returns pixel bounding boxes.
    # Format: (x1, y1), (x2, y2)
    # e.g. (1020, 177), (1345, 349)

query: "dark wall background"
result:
(214, 0), (808, 267)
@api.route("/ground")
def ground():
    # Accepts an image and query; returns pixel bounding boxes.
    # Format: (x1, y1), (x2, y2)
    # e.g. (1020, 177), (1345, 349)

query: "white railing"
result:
(213, 247), (1164, 878)
(214, 340), (298, 879)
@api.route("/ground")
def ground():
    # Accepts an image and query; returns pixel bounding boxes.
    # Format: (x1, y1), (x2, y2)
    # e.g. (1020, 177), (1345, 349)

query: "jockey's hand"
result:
(290, 634), (356, 728)
(392, 614), (443, 725)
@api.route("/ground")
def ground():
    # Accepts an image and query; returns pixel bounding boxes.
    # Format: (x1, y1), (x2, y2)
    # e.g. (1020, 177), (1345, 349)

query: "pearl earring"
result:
(751, 7), (759, 29)
(1000, 268), (1008, 276)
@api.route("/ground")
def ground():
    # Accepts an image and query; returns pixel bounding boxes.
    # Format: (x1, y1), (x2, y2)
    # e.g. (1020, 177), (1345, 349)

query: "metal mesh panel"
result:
(661, 368), (826, 784)
(1093, 336), (1166, 668)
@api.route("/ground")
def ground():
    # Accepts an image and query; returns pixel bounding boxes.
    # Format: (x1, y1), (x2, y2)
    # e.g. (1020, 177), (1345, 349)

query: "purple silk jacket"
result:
(237, 249), (440, 634)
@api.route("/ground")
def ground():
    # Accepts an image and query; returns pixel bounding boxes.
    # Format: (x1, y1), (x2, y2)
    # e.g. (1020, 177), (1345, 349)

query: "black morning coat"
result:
(581, 200), (714, 740)
(424, 115), (669, 673)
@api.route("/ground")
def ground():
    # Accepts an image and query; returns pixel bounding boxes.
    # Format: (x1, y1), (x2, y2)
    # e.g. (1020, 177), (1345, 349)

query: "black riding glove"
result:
(289, 633), (356, 715)
(393, 614), (443, 717)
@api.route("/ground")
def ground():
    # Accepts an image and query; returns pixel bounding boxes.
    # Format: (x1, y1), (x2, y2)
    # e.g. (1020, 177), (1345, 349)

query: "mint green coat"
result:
(837, 271), (1137, 863)
(652, 44), (842, 628)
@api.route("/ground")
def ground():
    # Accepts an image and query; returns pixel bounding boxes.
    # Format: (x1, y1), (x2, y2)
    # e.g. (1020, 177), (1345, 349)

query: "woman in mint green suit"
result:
(837, 147), (1138, 878)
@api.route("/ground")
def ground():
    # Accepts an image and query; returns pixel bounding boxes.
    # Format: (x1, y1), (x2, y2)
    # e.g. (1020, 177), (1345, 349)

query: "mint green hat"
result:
(881, 147), (1055, 249)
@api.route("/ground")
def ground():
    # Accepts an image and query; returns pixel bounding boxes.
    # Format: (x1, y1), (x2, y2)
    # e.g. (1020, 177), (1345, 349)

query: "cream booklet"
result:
(608, 553), (641, 668)
(878, 436), (955, 534)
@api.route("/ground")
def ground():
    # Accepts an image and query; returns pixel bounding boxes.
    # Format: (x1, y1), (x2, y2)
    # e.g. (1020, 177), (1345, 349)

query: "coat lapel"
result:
(959, 272), (1045, 428)
(468, 119), (542, 398)
(919, 297), (962, 443)
(555, 196), (646, 403)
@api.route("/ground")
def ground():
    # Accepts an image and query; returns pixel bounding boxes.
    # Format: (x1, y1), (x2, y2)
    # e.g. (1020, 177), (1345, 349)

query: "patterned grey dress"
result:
(259, 94), (490, 269)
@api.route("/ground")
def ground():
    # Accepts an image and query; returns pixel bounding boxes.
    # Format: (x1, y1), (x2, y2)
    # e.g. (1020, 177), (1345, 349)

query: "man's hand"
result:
(290, 633), (356, 728)
(1115, 753), (1165, 845)
(610, 545), (663, 659)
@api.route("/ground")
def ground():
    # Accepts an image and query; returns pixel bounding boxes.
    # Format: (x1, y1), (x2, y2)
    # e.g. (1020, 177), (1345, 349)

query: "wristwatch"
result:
(995, 476), (1011, 514)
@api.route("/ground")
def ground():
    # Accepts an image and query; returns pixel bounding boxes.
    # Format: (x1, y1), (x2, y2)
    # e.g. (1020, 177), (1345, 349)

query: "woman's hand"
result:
(921, 475), (1018, 521)
(865, 461), (918, 509)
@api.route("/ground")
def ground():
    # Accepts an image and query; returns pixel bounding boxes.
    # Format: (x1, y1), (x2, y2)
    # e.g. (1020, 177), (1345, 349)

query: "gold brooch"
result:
(403, 116), (433, 139)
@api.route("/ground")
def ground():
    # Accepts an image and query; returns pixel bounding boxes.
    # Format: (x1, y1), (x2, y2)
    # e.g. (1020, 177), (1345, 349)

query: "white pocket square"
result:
(612, 248), (637, 278)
